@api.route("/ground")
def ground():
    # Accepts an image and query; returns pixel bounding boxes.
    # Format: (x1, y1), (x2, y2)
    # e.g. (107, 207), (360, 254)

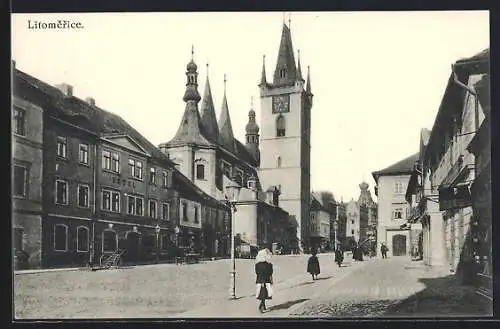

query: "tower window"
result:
(196, 164), (205, 180)
(280, 69), (286, 78)
(277, 156), (282, 168)
(276, 115), (286, 137)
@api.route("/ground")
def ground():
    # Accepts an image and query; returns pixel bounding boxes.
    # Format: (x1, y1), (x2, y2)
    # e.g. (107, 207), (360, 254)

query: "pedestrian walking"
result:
(381, 243), (388, 259)
(307, 249), (321, 280)
(255, 248), (273, 313)
(334, 247), (344, 267)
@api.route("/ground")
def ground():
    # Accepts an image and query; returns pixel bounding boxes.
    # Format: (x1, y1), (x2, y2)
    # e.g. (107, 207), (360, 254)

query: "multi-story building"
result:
(309, 192), (332, 252)
(405, 49), (489, 283)
(345, 199), (360, 245)
(467, 71), (491, 299)
(13, 65), (230, 268)
(12, 61), (44, 269)
(372, 153), (418, 258)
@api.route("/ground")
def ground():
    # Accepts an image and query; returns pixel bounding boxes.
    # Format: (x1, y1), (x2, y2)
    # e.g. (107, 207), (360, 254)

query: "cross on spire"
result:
(251, 96), (254, 109)
(191, 45), (194, 60)
(223, 73), (227, 94)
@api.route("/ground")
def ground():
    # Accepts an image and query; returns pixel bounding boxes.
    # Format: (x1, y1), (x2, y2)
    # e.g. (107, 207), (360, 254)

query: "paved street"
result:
(14, 253), (340, 319)
(14, 254), (491, 319)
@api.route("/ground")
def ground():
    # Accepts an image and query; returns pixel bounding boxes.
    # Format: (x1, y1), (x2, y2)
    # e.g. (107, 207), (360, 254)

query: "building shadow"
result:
(315, 276), (333, 281)
(290, 281), (315, 288)
(382, 275), (492, 317)
(268, 298), (309, 312)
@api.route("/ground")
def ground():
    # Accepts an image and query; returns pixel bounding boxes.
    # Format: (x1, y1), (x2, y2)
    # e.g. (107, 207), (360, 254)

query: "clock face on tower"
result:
(272, 95), (290, 113)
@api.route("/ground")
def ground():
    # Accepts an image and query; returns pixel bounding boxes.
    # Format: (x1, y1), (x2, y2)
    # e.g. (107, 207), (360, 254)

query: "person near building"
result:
(381, 243), (388, 259)
(255, 248), (273, 313)
(307, 248), (321, 280)
(335, 247), (344, 267)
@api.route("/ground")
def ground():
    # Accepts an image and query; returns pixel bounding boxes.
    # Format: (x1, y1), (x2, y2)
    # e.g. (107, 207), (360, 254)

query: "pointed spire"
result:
(297, 50), (304, 82)
(273, 22), (297, 85)
(199, 62), (219, 142)
(306, 65), (312, 94)
(167, 52), (211, 148)
(259, 55), (267, 86)
(245, 96), (260, 162)
(218, 74), (235, 152)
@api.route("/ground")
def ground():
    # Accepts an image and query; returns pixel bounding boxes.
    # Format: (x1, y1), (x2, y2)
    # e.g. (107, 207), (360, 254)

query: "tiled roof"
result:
(218, 92), (236, 153)
(372, 152), (419, 182)
(273, 23), (297, 86)
(456, 48), (489, 63)
(14, 68), (176, 167)
(199, 75), (219, 143)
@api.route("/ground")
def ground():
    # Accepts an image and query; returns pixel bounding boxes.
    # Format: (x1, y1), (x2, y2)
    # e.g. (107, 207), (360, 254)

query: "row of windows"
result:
(54, 135), (170, 187)
(54, 179), (170, 220)
(53, 225), (173, 253)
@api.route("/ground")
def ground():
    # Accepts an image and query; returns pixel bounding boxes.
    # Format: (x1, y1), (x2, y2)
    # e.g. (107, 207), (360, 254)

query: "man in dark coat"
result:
(334, 247), (344, 267)
(307, 249), (321, 280)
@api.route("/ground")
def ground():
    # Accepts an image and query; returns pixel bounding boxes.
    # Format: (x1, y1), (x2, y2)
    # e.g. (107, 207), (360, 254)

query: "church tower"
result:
(258, 22), (313, 250)
(245, 97), (260, 163)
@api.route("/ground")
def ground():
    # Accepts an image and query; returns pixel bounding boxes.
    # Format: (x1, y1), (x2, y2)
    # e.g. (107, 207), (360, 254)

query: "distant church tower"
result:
(258, 22), (313, 249)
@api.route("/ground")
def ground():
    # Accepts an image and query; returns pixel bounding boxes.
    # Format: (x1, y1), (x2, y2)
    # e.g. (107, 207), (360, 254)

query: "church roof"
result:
(218, 83), (236, 153)
(273, 23), (298, 86)
(372, 153), (419, 183)
(199, 73), (219, 143)
(165, 100), (214, 148)
(14, 68), (177, 167)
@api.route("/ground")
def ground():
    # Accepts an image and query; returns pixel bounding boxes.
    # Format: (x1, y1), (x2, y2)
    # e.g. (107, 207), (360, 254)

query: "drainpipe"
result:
(90, 143), (97, 265)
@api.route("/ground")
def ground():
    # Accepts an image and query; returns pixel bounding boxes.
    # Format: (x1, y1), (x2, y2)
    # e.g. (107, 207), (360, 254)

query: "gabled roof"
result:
(372, 152), (419, 183)
(13, 68), (176, 167)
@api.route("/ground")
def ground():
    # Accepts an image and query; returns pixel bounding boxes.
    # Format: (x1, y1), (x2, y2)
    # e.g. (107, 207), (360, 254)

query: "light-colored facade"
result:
(12, 95), (44, 269)
(309, 192), (331, 250)
(259, 23), (313, 250)
(345, 200), (360, 242)
(373, 155), (417, 258)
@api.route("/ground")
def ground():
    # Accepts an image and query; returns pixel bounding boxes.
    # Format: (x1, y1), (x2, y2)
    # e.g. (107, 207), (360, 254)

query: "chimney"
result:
(85, 97), (96, 106)
(55, 83), (73, 97)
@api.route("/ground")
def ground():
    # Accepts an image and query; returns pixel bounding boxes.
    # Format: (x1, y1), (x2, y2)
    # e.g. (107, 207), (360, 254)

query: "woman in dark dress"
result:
(255, 248), (273, 313)
(307, 249), (321, 280)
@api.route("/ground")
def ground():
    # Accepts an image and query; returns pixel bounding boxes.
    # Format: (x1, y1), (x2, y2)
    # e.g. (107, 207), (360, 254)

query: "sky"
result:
(11, 11), (490, 201)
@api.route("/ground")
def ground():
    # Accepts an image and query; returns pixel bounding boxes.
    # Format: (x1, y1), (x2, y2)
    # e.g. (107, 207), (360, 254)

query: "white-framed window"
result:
(194, 206), (200, 223)
(79, 144), (89, 165)
(162, 171), (168, 188)
(127, 195), (144, 216)
(53, 224), (68, 251)
(13, 107), (26, 136)
(102, 230), (118, 253)
(393, 207), (404, 220)
(149, 199), (157, 218)
(76, 226), (89, 252)
(102, 189), (120, 212)
(162, 203), (170, 220)
(394, 181), (404, 194)
(150, 167), (156, 185)
(182, 202), (188, 221)
(56, 136), (67, 158)
(102, 150), (111, 170)
(129, 159), (143, 179)
(112, 153), (120, 173)
(247, 177), (256, 189)
(196, 164), (205, 180)
(55, 179), (68, 205)
(13, 165), (28, 197)
(77, 184), (90, 208)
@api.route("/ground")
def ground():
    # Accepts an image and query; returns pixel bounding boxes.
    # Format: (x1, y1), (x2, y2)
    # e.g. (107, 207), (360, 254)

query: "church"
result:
(159, 21), (313, 253)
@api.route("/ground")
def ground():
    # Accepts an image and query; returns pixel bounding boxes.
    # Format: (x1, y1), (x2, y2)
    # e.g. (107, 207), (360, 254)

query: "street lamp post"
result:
(155, 224), (160, 264)
(334, 202), (339, 250)
(225, 184), (242, 300)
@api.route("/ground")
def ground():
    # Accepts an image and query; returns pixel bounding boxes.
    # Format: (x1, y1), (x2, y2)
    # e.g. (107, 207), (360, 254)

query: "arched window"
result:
(196, 164), (205, 180)
(54, 224), (68, 251)
(102, 230), (117, 253)
(280, 69), (286, 78)
(77, 226), (89, 252)
(277, 156), (282, 168)
(276, 115), (286, 137)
